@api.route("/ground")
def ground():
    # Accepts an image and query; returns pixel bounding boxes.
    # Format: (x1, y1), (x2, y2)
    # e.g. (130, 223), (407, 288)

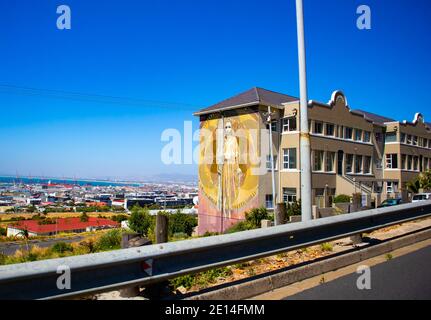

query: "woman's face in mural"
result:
(225, 121), (233, 136)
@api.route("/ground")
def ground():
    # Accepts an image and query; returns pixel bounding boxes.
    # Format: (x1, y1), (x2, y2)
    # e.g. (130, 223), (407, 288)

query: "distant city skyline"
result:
(1, 0), (431, 178)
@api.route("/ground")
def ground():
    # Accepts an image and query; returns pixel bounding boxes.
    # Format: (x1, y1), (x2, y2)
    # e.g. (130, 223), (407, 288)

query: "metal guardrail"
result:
(1, 201), (431, 300)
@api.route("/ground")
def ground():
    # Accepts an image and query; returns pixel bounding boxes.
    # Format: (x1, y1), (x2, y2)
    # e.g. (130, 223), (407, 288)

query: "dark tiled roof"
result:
(194, 87), (298, 115)
(352, 109), (395, 125)
(426, 122), (431, 129)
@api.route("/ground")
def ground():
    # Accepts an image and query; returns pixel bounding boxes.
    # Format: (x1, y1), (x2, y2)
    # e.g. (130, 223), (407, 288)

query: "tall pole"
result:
(295, 0), (312, 221)
(267, 106), (278, 225)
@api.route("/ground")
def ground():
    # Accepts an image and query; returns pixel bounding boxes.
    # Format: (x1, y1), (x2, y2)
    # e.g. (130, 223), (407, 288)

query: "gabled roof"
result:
(194, 87), (298, 116)
(351, 109), (395, 125)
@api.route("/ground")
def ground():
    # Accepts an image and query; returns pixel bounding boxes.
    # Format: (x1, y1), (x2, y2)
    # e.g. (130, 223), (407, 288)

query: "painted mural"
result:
(198, 111), (260, 234)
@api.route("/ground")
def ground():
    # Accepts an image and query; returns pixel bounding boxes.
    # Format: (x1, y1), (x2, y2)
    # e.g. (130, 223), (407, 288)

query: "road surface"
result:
(286, 245), (431, 300)
(0, 236), (84, 255)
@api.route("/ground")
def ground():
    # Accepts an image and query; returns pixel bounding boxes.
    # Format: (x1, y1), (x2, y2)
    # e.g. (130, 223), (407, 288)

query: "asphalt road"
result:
(0, 236), (84, 255)
(286, 246), (431, 300)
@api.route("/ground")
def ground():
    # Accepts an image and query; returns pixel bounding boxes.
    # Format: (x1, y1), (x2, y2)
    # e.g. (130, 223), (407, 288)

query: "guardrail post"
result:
(119, 232), (151, 298)
(350, 194), (364, 245)
(142, 212), (170, 299)
(156, 213), (168, 244)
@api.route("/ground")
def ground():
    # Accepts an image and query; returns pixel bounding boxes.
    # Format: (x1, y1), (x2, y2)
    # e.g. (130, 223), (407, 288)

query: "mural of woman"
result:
(219, 120), (244, 218)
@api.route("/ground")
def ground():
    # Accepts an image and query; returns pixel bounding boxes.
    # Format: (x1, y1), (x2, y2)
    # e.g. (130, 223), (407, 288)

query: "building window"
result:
(344, 127), (353, 140)
(400, 133), (406, 143)
(406, 135), (412, 144)
(338, 126), (344, 139)
(386, 182), (398, 193)
(283, 117), (297, 132)
(407, 155), (413, 170)
(375, 132), (382, 142)
(354, 129), (363, 141)
(314, 121), (323, 134)
(401, 154), (406, 170)
(325, 152), (335, 172)
(385, 154), (398, 169)
(325, 123), (335, 136)
(418, 137), (424, 147)
(423, 138), (428, 148)
(346, 154), (354, 173)
(412, 136), (418, 146)
(283, 188), (297, 204)
(363, 131), (371, 143)
(414, 156), (419, 171)
(265, 194), (274, 209)
(266, 155), (278, 171)
(283, 148), (296, 169)
(313, 150), (324, 171)
(266, 121), (277, 132)
(355, 155), (363, 173)
(385, 132), (397, 143)
(363, 156), (372, 174)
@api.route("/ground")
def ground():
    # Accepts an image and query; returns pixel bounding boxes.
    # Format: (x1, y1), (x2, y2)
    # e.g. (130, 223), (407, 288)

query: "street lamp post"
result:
(295, 0), (312, 221)
(266, 106), (278, 225)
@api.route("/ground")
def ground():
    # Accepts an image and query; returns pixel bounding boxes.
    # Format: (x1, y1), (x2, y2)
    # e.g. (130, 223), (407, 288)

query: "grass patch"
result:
(320, 242), (333, 252)
(169, 267), (233, 291)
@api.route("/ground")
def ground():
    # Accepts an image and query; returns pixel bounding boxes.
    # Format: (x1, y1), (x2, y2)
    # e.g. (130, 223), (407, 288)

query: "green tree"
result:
(51, 242), (73, 254)
(225, 207), (270, 233)
(406, 170), (431, 193)
(96, 229), (122, 251)
(128, 205), (154, 236)
(245, 207), (270, 228)
(168, 211), (198, 237)
(80, 212), (89, 222)
(286, 199), (302, 217)
(0, 227), (6, 236)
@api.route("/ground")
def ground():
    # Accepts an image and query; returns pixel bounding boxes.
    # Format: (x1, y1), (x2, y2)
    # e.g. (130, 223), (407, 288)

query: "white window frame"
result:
(283, 148), (297, 170)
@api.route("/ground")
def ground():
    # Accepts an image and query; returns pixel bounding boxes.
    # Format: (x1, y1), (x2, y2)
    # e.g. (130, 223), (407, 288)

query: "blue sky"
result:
(1, 0), (430, 179)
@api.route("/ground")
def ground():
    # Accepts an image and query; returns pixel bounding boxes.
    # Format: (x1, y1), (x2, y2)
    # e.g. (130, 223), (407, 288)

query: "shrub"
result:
(0, 227), (6, 236)
(96, 229), (122, 251)
(245, 207), (270, 228)
(202, 231), (219, 237)
(320, 242), (333, 252)
(79, 239), (97, 253)
(169, 274), (195, 290)
(225, 221), (252, 233)
(128, 205), (154, 236)
(80, 212), (89, 222)
(333, 194), (351, 204)
(225, 207), (270, 233)
(287, 199), (301, 217)
(168, 211), (197, 237)
(51, 242), (73, 254)
(0, 252), (6, 265)
(111, 214), (128, 223)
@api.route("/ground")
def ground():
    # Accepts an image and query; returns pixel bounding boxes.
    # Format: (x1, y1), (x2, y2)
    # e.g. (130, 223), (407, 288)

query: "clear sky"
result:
(1, 0), (430, 180)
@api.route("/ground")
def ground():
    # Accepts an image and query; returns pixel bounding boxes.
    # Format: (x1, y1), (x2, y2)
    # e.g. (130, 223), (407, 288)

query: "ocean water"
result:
(0, 176), (140, 187)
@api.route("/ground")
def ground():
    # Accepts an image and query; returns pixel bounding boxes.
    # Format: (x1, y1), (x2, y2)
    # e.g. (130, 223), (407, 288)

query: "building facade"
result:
(194, 87), (431, 234)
